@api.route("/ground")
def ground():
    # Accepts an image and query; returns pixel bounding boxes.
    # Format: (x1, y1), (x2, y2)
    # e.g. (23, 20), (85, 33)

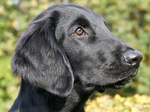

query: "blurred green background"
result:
(0, 0), (150, 111)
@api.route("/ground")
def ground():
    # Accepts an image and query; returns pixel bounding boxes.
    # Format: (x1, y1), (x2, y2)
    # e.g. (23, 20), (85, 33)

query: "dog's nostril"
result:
(123, 51), (143, 67)
(131, 58), (138, 66)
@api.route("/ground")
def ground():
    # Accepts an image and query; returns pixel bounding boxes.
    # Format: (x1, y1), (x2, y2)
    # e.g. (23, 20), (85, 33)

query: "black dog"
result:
(9, 4), (143, 112)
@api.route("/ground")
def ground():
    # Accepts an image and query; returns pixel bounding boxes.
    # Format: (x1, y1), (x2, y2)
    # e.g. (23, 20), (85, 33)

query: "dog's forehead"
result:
(52, 5), (105, 29)
(61, 5), (104, 22)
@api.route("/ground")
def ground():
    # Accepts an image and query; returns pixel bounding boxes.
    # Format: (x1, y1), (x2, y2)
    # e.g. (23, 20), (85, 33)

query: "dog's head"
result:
(12, 4), (143, 96)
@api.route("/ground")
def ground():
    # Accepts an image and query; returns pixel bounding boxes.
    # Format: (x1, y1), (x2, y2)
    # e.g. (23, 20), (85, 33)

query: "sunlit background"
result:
(0, 0), (150, 111)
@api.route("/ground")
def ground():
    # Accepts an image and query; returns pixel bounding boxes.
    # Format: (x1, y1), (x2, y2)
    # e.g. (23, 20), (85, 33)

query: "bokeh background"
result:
(0, 0), (150, 111)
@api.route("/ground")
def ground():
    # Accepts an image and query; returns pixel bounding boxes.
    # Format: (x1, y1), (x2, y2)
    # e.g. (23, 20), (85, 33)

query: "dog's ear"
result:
(11, 10), (74, 97)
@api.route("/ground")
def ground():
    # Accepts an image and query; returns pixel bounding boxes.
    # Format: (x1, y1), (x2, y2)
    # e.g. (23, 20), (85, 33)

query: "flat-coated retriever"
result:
(9, 4), (143, 112)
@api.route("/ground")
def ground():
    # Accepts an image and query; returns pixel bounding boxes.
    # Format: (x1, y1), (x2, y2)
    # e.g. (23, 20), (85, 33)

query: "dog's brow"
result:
(68, 16), (96, 35)
(70, 16), (90, 28)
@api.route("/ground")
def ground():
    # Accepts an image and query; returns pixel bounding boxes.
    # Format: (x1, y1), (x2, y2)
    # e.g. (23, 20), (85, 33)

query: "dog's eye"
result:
(75, 27), (84, 36)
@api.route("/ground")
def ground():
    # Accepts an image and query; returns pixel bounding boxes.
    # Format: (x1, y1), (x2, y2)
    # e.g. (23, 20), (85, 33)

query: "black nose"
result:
(123, 51), (143, 67)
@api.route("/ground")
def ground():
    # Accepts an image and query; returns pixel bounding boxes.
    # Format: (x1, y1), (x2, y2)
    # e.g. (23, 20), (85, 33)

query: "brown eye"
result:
(75, 27), (84, 36)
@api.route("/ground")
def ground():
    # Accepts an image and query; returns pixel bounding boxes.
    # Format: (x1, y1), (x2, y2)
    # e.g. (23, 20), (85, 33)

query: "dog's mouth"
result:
(110, 76), (132, 89)
(95, 76), (132, 93)
(95, 76), (132, 92)
(84, 68), (139, 93)
(96, 69), (139, 92)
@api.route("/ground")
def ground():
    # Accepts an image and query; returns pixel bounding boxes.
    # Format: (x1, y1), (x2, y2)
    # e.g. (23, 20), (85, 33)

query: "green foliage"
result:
(0, 0), (55, 56)
(0, 56), (20, 112)
(85, 94), (150, 112)
(0, 0), (150, 111)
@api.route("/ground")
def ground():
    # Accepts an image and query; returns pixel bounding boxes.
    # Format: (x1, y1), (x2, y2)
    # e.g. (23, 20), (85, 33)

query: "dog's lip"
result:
(95, 75), (133, 90)
(131, 68), (138, 77)
(87, 69), (139, 92)
(113, 68), (139, 88)
(113, 76), (132, 89)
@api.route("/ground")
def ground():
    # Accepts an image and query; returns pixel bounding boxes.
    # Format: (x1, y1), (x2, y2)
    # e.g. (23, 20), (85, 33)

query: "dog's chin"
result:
(106, 69), (139, 89)
(95, 76), (132, 93)
(96, 71), (139, 93)
(86, 69), (139, 93)
(110, 76), (132, 89)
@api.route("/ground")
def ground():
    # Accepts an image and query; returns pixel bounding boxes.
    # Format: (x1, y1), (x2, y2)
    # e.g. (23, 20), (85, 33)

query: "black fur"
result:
(9, 4), (142, 112)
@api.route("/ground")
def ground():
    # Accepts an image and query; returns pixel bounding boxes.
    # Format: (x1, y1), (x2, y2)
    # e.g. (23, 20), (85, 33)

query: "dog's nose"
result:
(123, 51), (143, 67)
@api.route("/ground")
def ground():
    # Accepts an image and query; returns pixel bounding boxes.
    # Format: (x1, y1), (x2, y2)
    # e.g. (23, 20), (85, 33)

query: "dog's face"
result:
(54, 5), (143, 91)
(12, 4), (143, 97)
(54, 5), (142, 90)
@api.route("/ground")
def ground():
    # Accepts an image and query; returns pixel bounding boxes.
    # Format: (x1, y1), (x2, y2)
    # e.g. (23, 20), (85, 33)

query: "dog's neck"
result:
(10, 79), (94, 112)
(61, 82), (94, 112)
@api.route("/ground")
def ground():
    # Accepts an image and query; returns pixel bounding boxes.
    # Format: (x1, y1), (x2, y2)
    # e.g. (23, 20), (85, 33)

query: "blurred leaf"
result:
(85, 94), (150, 112)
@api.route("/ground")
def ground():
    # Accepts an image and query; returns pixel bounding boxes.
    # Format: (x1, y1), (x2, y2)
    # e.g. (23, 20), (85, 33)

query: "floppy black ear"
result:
(11, 10), (74, 97)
